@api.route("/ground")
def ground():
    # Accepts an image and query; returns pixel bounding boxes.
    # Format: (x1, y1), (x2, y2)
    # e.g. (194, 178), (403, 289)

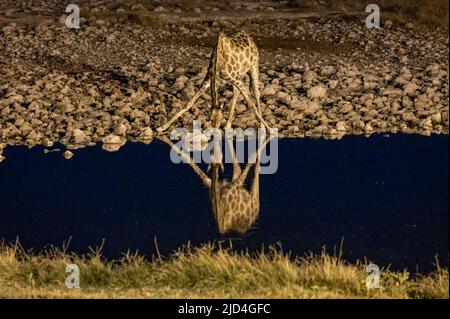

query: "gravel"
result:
(0, 0), (448, 153)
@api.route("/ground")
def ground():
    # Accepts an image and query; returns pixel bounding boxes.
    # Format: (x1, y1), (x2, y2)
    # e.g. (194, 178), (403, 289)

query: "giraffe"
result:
(157, 31), (271, 133)
(159, 135), (271, 234)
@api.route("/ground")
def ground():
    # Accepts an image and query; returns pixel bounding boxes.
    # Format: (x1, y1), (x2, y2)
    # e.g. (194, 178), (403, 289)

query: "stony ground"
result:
(0, 0), (448, 159)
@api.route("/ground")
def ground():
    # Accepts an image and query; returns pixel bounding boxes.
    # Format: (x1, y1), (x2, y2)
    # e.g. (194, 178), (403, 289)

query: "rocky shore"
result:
(0, 0), (448, 156)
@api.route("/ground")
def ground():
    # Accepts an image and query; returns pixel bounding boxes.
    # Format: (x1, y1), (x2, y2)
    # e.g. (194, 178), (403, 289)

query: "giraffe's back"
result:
(215, 183), (258, 234)
(216, 31), (259, 82)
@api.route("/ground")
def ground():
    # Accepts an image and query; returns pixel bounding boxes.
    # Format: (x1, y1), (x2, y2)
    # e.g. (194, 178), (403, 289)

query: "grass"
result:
(0, 241), (448, 299)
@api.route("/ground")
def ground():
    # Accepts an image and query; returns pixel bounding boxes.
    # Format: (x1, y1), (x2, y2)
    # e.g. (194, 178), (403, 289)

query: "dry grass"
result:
(0, 241), (448, 299)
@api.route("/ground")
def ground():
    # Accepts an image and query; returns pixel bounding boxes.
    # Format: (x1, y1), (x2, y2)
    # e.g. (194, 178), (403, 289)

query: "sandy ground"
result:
(0, 0), (448, 157)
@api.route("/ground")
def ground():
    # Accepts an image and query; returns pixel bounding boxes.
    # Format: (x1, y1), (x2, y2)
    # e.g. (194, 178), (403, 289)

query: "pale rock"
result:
(402, 112), (417, 122)
(103, 134), (122, 144)
(431, 112), (442, 124)
(304, 100), (321, 115)
(72, 128), (89, 144)
(403, 82), (419, 95)
(262, 84), (278, 96)
(102, 134), (125, 152)
(114, 123), (127, 136)
(307, 85), (327, 99)
(139, 127), (153, 140)
(63, 150), (74, 159)
(336, 121), (348, 131)
(328, 80), (338, 89)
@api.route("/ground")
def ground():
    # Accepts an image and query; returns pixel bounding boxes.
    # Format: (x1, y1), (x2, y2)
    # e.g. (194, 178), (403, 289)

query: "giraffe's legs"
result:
(237, 135), (271, 185)
(157, 81), (210, 133)
(225, 137), (241, 181)
(249, 62), (264, 122)
(250, 149), (260, 213)
(232, 81), (271, 132)
(249, 136), (272, 213)
(158, 136), (212, 188)
(225, 86), (240, 129)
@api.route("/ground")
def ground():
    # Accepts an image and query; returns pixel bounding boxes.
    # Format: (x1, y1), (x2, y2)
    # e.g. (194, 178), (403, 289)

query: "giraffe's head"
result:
(210, 106), (223, 129)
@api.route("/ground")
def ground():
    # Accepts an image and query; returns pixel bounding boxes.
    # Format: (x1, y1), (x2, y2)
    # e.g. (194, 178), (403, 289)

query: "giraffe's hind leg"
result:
(225, 86), (240, 129)
(232, 81), (271, 132)
(249, 55), (273, 134)
(157, 81), (210, 133)
(249, 62), (263, 119)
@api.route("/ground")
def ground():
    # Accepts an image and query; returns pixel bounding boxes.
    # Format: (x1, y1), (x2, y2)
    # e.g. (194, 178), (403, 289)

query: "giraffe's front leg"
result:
(157, 81), (210, 134)
(225, 86), (240, 129)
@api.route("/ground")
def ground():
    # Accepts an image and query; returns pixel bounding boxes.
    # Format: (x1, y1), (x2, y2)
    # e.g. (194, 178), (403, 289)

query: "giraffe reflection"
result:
(160, 136), (271, 234)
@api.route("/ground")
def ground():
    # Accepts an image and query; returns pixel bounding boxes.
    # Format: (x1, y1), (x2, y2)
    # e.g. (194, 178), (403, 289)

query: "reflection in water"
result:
(160, 136), (272, 234)
(0, 134), (448, 272)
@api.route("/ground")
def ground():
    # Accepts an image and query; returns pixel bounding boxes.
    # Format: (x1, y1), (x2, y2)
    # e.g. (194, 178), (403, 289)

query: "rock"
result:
(403, 82), (419, 96)
(307, 85), (327, 99)
(402, 96), (414, 108)
(419, 118), (433, 130)
(103, 134), (122, 144)
(380, 88), (403, 98)
(328, 80), (338, 89)
(402, 112), (417, 122)
(320, 65), (335, 76)
(102, 134), (125, 152)
(63, 150), (74, 159)
(351, 119), (365, 130)
(290, 98), (307, 109)
(26, 130), (41, 144)
(339, 104), (353, 114)
(276, 91), (292, 104)
(139, 127), (153, 140)
(72, 128), (89, 144)
(0, 155), (5, 163)
(19, 122), (33, 136)
(303, 71), (317, 82)
(431, 112), (442, 124)
(400, 67), (412, 81)
(364, 123), (374, 134)
(173, 75), (189, 91)
(262, 84), (278, 96)
(15, 117), (25, 127)
(56, 100), (75, 113)
(336, 121), (348, 131)
(363, 80), (378, 90)
(304, 100), (321, 115)
(114, 123), (127, 136)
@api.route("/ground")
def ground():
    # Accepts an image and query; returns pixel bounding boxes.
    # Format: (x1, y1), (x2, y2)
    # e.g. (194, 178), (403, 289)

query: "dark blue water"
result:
(0, 134), (448, 273)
